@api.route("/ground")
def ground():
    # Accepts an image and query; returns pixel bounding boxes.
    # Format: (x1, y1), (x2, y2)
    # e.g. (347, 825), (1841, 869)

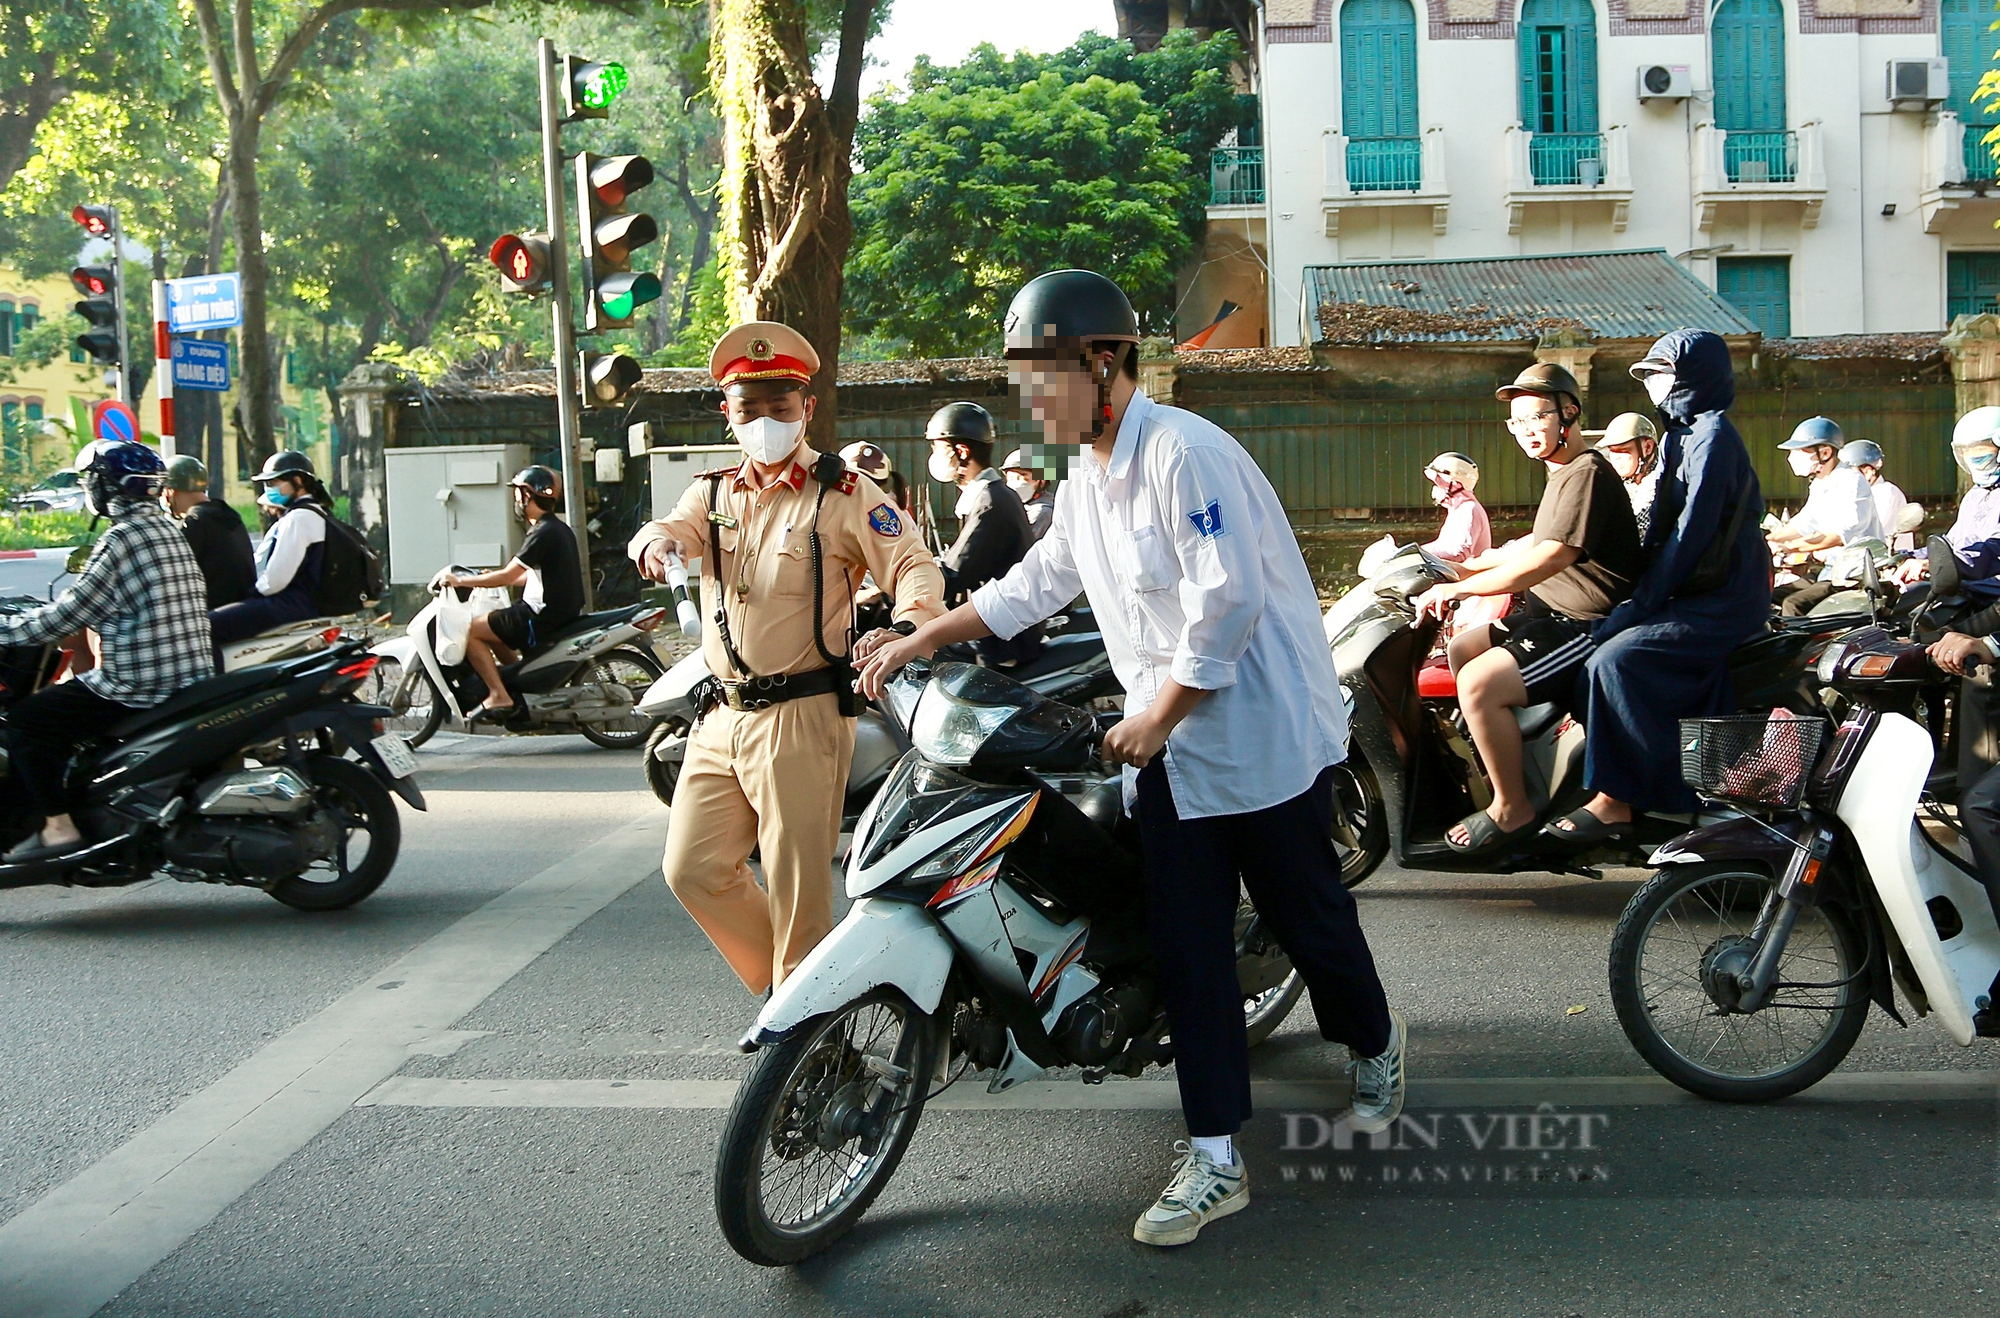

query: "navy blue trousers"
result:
(209, 586), (319, 645)
(1133, 759), (1393, 1137)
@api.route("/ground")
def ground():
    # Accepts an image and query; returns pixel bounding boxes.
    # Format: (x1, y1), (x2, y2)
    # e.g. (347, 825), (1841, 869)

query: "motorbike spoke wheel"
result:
(715, 990), (935, 1266)
(1235, 901), (1305, 1046)
(359, 658), (445, 749)
(1608, 863), (1870, 1102)
(266, 755), (402, 911)
(642, 717), (687, 806)
(578, 646), (664, 750)
(1329, 756), (1389, 889)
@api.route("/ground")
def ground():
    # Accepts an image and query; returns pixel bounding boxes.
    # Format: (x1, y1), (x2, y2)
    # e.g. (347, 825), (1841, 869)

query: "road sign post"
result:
(537, 36), (593, 611)
(152, 281), (173, 457)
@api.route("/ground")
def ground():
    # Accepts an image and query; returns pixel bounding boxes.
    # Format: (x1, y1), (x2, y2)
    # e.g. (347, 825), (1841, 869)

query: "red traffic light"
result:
(586, 155), (653, 207)
(70, 265), (114, 296)
(488, 233), (552, 295)
(71, 204), (115, 236)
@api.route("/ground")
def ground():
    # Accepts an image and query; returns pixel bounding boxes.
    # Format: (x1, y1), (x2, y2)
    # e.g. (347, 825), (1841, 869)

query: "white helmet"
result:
(1953, 407), (2000, 488)
(1423, 452), (1479, 494)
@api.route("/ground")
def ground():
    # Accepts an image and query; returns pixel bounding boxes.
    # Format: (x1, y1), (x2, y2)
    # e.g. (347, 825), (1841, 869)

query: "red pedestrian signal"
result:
(488, 233), (553, 295)
(71, 204), (115, 237)
(70, 266), (114, 297)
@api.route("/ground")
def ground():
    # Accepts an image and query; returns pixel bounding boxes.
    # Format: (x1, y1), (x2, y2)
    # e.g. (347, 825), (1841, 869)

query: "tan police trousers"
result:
(661, 692), (855, 994)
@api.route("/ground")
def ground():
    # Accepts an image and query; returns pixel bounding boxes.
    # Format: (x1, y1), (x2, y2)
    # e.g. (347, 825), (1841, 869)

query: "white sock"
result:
(1190, 1135), (1235, 1167)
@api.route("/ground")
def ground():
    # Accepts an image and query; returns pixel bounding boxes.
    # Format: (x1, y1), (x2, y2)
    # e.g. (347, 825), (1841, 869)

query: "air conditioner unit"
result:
(1637, 64), (1692, 101)
(1887, 57), (1949, 110)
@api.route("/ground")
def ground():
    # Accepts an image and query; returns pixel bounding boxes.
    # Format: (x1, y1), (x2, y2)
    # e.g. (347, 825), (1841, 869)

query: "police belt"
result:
(696, 665), (853, 714)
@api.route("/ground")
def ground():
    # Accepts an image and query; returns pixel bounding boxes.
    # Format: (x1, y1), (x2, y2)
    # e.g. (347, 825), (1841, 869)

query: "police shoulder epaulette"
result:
(835, 469), (859, 495)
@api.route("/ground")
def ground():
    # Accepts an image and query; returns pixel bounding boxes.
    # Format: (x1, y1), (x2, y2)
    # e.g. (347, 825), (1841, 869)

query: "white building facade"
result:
(1209, 0), (2000, 345)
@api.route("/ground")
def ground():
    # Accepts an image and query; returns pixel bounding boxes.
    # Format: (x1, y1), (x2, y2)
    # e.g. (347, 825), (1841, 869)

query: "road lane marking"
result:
(0, 812), (669, 1318)
(355, 1070), (2000, 1113)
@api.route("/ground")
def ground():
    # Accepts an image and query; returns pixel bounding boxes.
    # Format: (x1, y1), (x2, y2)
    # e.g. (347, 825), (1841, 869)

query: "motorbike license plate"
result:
(371, 733), (419, 779)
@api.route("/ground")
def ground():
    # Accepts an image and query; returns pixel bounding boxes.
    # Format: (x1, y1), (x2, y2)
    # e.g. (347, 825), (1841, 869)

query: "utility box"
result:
(384, 443), (533, 584)
(649, 444), (742, 521)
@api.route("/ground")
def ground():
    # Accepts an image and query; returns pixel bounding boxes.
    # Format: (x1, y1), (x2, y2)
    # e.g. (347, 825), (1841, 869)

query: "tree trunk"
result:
(711, 0), (874, 449)
(228, 116), (278, 471)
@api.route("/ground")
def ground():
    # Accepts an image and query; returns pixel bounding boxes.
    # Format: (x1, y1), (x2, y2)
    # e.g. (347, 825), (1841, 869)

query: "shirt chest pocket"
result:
(1120, 522), (1179, 593)
(768, 530), (815, 598)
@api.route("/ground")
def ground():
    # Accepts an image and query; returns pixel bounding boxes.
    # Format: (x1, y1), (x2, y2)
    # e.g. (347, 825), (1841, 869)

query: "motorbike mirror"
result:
(1927, 535), (1961, 599)
(1896, 502), (1925, 535)
(63, 544), (93, 576)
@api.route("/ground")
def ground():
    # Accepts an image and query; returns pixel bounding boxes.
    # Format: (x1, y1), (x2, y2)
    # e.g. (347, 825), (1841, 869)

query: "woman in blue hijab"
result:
(1548, 328), (1771, 840)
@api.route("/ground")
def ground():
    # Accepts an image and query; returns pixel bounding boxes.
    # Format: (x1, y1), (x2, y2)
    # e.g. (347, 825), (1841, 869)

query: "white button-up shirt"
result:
(971, 392), (1347, 819)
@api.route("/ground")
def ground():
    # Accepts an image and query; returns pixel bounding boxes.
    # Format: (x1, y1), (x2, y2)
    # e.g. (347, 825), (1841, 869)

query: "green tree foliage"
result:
(845, 30), (1246, 357)
(0, 0), (176, 195)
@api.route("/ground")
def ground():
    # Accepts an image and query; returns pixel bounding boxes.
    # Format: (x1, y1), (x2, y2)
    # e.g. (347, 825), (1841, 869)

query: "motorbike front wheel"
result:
(359, 658), (446, 749)
(1608, 863), (1871, 1103)
(578, 646), (665, 750)
(266, 755), (402, 911)
(1331, 755), (1389, 889)
(715, 989), (937, 1266)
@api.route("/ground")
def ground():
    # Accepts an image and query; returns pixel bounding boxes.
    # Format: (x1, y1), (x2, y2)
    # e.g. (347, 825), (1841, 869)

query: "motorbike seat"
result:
(1001, 632), (1103, 682)
(1514, 702), (1564, 739)
(517, 605), (641, 656)
(107, 649), (329, 739)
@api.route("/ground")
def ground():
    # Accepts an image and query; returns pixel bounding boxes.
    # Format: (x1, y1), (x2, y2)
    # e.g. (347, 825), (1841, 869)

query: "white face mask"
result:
(1643, 373), (1675, 406)
(1787, 449), (1821, 478)
(1005, 476), (1036, 499)
(731, 415), (805, 466)
(927, 449), (960, 484)
(1962, 445), (2000, 488)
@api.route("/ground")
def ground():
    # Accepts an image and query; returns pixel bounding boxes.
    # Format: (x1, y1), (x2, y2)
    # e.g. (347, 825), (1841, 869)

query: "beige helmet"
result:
(840, 442), (891, 481)
(1585, 413), (1659, 449)
(1422, 452), (1480, 495)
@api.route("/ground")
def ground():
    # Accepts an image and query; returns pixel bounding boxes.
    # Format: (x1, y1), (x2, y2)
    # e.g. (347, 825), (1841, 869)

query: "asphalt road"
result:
(1, 732), (1994, 1318)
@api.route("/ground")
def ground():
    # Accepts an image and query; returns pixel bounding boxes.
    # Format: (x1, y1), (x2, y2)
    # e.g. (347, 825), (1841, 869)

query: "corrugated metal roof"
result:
(1304, 249), (1761, 347)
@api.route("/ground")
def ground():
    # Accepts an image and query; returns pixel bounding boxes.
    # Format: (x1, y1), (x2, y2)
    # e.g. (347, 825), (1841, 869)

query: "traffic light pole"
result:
(536, 36), (594, 611)
(107, 206), (130, 409)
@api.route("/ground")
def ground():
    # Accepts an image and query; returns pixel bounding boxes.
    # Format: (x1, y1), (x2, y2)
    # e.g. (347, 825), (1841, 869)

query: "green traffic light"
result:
(578, 61), (627, 110)
(599, 272), (661, 320)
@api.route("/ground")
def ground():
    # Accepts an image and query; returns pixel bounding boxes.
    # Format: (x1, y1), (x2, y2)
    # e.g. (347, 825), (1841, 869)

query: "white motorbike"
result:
(711, 660), (1303, 1265)
(1608, 626), (1998, 1101)
(366, 568), (668, 749)
(218, 610), (385, 673)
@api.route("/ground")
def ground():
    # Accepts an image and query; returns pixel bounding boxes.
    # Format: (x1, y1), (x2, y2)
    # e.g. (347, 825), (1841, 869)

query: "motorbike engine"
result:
(1051, 979), (1155, 1067)
(163, 812), (339, 881)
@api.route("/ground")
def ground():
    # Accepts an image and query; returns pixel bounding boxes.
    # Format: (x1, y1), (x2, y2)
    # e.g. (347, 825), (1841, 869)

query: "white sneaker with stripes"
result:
(1131, 1141), (1249, 1247)
(1343, 1008), (1407, 1135)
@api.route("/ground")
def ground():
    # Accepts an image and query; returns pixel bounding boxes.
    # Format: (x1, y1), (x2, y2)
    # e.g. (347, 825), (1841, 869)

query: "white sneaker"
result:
(1342, 1008), (1407, 1135)
(1131, 1141), (1249, 1247)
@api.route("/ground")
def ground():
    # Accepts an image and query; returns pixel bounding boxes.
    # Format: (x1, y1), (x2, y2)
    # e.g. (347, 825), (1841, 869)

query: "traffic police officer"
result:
(630, 321), (945, 994)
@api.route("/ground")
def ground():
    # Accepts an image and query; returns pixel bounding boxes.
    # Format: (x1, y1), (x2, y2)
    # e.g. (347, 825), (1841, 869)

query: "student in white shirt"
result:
(1768, 417), (1885, 614)
(857, 270), (1403, 1249)
(1841, 438), (1913, 551)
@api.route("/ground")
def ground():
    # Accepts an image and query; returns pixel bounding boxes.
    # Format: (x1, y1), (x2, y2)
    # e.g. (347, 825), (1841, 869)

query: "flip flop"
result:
(3, 834), (87, 863)
(1445, 809), (1539, 857)
(469, 704), (517, 726)
(1540, 808), (1634, 847)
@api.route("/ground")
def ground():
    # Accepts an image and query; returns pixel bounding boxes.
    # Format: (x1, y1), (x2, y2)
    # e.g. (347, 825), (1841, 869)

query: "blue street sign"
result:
(164, 272), (242, 333)
(170, 337), (231, 392)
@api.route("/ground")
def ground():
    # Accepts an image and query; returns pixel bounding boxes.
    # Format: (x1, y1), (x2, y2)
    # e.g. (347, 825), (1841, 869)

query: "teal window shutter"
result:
(1341, 0), (1419, 139)
(1712, 0), (1786, 132)
(1519, 0), (1598, 132)
(1717, 256), (1792, 337)
(1948, 252), (2000, 319)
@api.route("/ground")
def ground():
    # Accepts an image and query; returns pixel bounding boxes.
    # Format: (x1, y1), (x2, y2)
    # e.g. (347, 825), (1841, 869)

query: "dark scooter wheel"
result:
(642, 717), (687, 806)
(266, 755), (402, 911)
(715, 990), (935, 1266)
(579, 646), (665, 750)
(1608, 863), (1871, 1103)
(1331, 755), (1389, 889)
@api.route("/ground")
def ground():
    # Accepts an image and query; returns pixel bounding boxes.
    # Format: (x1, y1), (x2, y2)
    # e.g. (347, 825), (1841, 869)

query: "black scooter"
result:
(0, 606), (422, 911)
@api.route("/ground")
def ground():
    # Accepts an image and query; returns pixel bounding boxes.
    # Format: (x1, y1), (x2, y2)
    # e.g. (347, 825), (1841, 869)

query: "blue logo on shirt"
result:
(867, 503), (903, 537)
(1187, 500), (1225, 539)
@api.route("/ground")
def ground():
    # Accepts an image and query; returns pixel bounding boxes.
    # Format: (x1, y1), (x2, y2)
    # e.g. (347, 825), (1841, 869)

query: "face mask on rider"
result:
(927, 448), (961, 485)
(1787, 449), (1821, 478)
(264, 489), (292, 508)
(1964, 446), (2000, 488)
(731, 415), (805, 466)
(1643, 373), (1675, 407)
(1005, 475), (1036, 500)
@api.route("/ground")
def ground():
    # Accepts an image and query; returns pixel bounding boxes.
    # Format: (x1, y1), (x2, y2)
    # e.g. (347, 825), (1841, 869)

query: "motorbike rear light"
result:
(631, 607), (668, 632)
(321, 627), (343, 644)
(337, 656), (380, 680)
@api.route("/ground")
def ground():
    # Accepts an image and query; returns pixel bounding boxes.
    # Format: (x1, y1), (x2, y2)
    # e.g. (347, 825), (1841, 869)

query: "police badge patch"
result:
(868, 503), (902, 536)
(1187, 499), (1225, 538)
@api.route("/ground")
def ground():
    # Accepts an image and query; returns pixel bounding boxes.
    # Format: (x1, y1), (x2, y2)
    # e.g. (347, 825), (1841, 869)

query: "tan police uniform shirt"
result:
(629, 448), (945, 678)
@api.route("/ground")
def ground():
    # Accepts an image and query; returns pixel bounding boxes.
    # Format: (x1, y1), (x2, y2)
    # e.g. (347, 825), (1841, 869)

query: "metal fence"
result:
(1966, 124), (1998, 183)
(1208, 146), (1264, 206)
(1724, 130), (1797, 184)
(1529, 132), (1604, 187)
(1347, 137), (1423, 192)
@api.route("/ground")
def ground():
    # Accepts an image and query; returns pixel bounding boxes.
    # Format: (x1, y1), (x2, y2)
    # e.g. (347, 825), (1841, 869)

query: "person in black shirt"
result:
(927, 402), (1040, 665)
(435, 465), (583, 722)
(1410, 363), (1642, 856)
(162, 455), (256, 608)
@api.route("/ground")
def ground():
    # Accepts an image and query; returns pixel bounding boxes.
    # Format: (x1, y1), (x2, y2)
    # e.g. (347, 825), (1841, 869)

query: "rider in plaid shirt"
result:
(0, 443), (212, 860)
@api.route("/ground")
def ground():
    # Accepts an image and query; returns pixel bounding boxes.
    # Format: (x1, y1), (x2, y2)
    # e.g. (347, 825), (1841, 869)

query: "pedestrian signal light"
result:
(70, 264), (122, 367)
(488, 233), (553, 295)
(70, 266), (114, 297)
(574, 153), (659, 331)
(71, 204), (116, 237)
(563, 57), (627, 120)
(580, 350), (642, 408)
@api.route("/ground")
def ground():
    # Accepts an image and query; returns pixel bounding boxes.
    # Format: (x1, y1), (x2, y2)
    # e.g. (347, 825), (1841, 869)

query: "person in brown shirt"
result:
(630, 321), (945, 993)
(1410, 363), (1640, 857)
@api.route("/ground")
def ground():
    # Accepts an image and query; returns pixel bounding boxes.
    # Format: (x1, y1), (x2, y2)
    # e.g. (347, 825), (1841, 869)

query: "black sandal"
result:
(1540, 808), (1634, 847)
(469, 704), (516, 726)
(1445, 809), (1540, 857)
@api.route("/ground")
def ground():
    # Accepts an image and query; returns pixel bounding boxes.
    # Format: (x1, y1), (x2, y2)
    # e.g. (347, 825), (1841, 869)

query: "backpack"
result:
(303, 507), (384, 614)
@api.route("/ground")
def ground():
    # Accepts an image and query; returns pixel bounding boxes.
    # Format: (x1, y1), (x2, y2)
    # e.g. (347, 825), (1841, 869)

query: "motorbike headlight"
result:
(1814, 643), (1845, 684)
(911, 686), (1017, 765)
(884, 666), (927, 734)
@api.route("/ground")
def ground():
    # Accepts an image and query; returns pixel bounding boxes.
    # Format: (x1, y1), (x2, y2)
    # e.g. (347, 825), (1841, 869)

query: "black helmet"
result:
(508, 464), (561, 508)
(926, 402), (996, 444)
(1003, 270), (1140, 357)
(251, 450), (315, 484)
